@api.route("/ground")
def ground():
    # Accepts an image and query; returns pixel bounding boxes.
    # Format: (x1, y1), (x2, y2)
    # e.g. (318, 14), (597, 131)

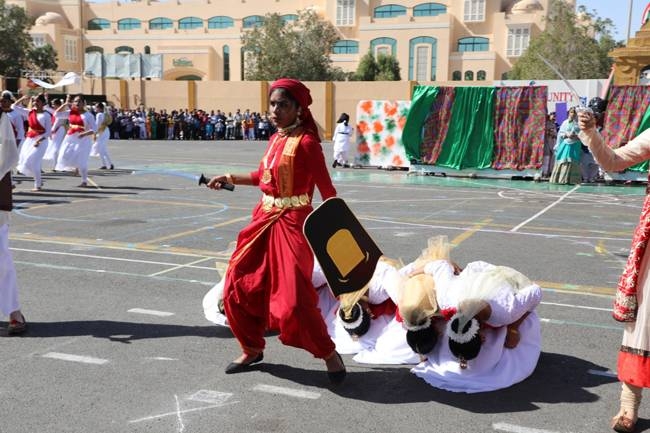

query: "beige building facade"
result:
(9, 0), (565, 84)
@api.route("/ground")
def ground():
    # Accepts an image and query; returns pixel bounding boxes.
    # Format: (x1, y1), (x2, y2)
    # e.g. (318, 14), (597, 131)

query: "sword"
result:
(536, 54), (592, 113)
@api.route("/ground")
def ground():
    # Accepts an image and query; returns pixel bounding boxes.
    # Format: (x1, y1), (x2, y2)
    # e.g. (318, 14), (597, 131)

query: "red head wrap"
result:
(269, 78), (319, 138)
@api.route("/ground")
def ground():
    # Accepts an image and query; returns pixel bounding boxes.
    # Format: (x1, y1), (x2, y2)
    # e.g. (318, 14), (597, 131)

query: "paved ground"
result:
(1, 138), (647, 433)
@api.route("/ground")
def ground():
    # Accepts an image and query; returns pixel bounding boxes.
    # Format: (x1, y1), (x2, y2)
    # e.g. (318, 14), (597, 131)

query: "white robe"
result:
(0, 113), (19, 316)
(411, 260), (542, 393)
(16, 108), (52, 179)
(55, 110), (96, 171)
(202, 258), (420, 365)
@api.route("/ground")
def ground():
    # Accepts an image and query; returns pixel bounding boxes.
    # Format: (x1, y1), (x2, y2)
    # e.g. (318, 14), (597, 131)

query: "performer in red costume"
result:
(206, 78), (346, 384)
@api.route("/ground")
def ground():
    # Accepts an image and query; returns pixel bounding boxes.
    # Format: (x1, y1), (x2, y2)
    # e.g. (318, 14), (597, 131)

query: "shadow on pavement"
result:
(255, 351), (617, 413)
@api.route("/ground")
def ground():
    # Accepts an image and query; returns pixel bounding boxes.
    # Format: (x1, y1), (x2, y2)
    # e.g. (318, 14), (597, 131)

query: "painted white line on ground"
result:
(149, 256), (214, 277)
(510, 185), (581, 232)
(492, 422), (569, 433)
(174, 394), (185, 433)
(187, 390), (233, 405)
(11, 247), (217, 270)
(540, 317), (620, 331)
(128, 401), (238, 424)
(540, 301), (611, 312)
(252, 384), (321, 400)
(588, 369), (618, 378)
(42, 352), (109, 365)
(145, 357), (178, 361)
(128, 308), (175, 317)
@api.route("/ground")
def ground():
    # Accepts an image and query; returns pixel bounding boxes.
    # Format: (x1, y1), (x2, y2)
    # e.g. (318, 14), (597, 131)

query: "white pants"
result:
(0, 224), (19, 316)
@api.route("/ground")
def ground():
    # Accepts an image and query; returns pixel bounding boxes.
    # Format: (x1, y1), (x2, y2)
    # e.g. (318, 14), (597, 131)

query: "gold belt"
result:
(261, 193), (310, 212)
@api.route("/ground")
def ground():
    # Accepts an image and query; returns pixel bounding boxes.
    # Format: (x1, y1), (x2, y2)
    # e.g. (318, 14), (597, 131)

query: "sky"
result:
(576, 0), (648, 41)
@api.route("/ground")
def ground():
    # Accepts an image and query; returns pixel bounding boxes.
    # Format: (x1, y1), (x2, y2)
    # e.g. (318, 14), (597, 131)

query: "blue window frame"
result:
(243, 15), (263, 28)
(281, 14), (298, 24)
(408, 36), (437, 80)
(373, 5), (407, 18)
(370, 37), (397, 56)
(117, 18), (141, 30)
(332, 40), (359, 54)
(208, 16), (234, 29)
(149, 17), (173, 30)
(115, 46), (134, 54)
(457, 37), (489, 52)
(413, 3), (447, 16)
(88, 18), (110, 30)
(179, 17), (202, 30)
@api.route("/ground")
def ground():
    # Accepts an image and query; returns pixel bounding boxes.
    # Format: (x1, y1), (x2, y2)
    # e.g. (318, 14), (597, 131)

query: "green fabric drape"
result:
(629, 104), (650, 172)
(435, 87), (495, 170)
(402, 85), (440, 161)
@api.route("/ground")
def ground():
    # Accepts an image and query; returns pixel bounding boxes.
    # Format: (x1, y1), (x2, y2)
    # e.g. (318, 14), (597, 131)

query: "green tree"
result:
(242, 10), (342, 81)
(27, 44), (58, 72)
(0, 0), (57, 78)
(353, 52), (401, 81)
(354, 51), (379, 81)
(376, 53), (401, 80)
(508, 0), (619, 80)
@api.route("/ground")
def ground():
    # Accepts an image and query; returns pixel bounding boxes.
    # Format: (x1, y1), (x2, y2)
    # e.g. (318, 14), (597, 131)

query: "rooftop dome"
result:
(35, 12), (65, 26)
(511, 0), (543, 14)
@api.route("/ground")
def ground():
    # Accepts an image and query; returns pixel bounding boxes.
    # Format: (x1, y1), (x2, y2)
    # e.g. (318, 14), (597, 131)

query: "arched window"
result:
(117, 18), (141, 30)
(281, 14), (298, 24)
(373, 4), (407, 18)
(149, 17), (173, 30)
(464, 70), (474, 81)
(223, 45), (230, 81)
(179, 17), (203, 30)
(332, 40), (359, 54)
(370, 37), (397, 57)
(243, 15), (263, 28)
(85, 46), (104, 54)
(413, 3), (447, 16)
(115, 46), (134, 54)
(452, 70), (462, 81)
(176, 75), (202, 81)
(457, 37), (489, 52)
(208, 16), (234, 29)
(409, 36), (437, 81)
(477, 70), (486, 81)
(144, 45), (151, 55)
(88, 18), (110, 30)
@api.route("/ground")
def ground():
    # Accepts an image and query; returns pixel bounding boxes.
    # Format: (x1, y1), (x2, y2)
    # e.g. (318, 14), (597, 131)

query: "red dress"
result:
(223, 127), (337, 358)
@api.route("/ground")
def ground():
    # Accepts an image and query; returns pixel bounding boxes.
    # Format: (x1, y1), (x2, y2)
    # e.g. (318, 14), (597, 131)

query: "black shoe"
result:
(332, 161), (339, 168)
(99, 166), (107, 170)
(327, 352), (346, 385)
(225, 352), (264, 374)
(109, 164), (114, 170)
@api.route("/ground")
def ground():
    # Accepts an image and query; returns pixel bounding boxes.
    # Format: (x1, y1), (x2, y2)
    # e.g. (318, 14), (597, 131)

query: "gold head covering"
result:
(398, 273), (438, 328)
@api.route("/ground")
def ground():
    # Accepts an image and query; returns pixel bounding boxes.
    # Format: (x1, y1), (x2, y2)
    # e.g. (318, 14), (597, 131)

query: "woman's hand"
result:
(578, 111), (596, 131)
(207, 175), (230, 190)
(504, 327), (520, 348)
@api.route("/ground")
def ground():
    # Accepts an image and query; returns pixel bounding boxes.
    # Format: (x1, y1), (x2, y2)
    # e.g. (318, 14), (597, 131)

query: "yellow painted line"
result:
(88, 178), (101, 190)
(538, 280), (615, 296)
(139, 215), (250, 245)
(595, 240), (608, 255)
(111, 196), (234, 209)
(451, 218), (493, 246)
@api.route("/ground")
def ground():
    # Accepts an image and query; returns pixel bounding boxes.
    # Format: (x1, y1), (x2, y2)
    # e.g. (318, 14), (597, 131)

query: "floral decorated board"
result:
(355, 100), (411, 168)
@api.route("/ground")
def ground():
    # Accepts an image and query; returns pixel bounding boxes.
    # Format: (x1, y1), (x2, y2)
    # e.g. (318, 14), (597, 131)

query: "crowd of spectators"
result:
(106, 106), (276, 141)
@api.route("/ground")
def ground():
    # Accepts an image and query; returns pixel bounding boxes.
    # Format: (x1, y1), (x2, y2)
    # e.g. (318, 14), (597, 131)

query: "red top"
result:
(26, 110), (45, 138)
(67, 107), (85, 135)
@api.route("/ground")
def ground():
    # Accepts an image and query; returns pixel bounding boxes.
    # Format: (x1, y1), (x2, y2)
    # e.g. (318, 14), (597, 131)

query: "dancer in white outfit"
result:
(409, 258), (542, 393)
(0, 102), (24, 334)
(43, 98), (67, 171)
(332, 113), (352, 168)
(203, 257), (420, 365)
(90, 102), (113, 170)
(15, 94), (52, 191)
(54, 95), (96, 187)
